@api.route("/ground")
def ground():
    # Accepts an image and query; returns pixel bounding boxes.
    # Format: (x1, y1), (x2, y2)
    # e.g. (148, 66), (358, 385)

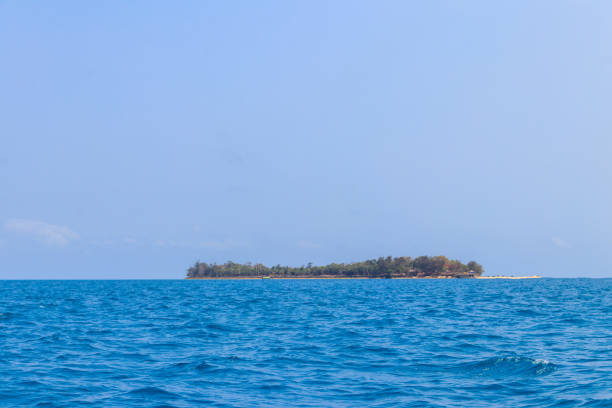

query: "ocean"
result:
(0, 279), (610, 407)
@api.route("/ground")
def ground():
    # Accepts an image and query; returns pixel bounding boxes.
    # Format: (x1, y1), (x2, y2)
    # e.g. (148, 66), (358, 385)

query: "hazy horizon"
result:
(2, 1), (611, 278)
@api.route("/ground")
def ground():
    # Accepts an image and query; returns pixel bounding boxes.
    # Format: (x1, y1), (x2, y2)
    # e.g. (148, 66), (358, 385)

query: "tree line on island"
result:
(186, 256), (484, 279)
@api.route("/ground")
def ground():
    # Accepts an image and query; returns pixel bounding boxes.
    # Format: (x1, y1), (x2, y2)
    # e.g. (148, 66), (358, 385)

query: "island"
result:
(186, 256), (484, 279)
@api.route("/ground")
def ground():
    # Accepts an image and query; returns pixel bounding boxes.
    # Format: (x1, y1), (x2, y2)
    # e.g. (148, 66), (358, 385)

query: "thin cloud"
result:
(5, 219), (79, 246)
(552, 237), (571, 249)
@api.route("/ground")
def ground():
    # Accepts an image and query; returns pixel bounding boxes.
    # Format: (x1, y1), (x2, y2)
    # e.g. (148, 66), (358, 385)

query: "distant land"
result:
(186, 256), (485, 279)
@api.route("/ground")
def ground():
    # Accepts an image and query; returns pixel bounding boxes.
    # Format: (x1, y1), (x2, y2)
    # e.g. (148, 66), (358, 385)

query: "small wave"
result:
(195, 361), (215, 371)
(455, 333), (505, 341)
(37, 333), (64, 344)
(85, 329), (113, 335)
(350, 317), (397, 328)
(580, 398), (612, 407)
(340, 344), (400, 357)
(116, 352), (157, 362)
(558, 314), (587, 324)
(19, 380), (43, 387)
(126, 387), (179, 399)
(461, 356), (556, 377)
(258, 383), (290, 392)
(516, 309), (545, 317)
(205, 323), (236, 332)
(0, 312), (16, 321)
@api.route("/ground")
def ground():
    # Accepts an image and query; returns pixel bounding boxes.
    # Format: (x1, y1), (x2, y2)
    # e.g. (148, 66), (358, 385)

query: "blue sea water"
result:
(0, 279), (611, 407)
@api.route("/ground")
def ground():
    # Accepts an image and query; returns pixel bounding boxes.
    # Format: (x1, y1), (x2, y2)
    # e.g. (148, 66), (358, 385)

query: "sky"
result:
(1, 1), (611, 278)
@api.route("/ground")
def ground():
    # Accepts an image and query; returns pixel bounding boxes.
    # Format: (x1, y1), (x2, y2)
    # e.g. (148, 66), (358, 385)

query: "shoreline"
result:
(186, 275), (542, 280)
(475, 275), (541, 279)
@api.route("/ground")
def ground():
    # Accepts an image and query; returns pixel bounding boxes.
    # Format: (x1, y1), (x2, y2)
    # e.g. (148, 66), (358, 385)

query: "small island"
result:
(186, 256), (484, 279)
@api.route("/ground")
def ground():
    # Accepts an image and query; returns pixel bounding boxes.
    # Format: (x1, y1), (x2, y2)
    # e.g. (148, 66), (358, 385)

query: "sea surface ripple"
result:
(0, 279), (611, 407)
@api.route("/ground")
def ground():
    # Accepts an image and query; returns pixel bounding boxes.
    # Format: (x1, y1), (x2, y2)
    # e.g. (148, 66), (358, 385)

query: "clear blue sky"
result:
(1, 1), (611, 278)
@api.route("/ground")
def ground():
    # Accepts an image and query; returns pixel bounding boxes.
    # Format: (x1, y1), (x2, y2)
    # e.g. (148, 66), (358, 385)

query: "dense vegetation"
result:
(186, 256), (483, 279)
